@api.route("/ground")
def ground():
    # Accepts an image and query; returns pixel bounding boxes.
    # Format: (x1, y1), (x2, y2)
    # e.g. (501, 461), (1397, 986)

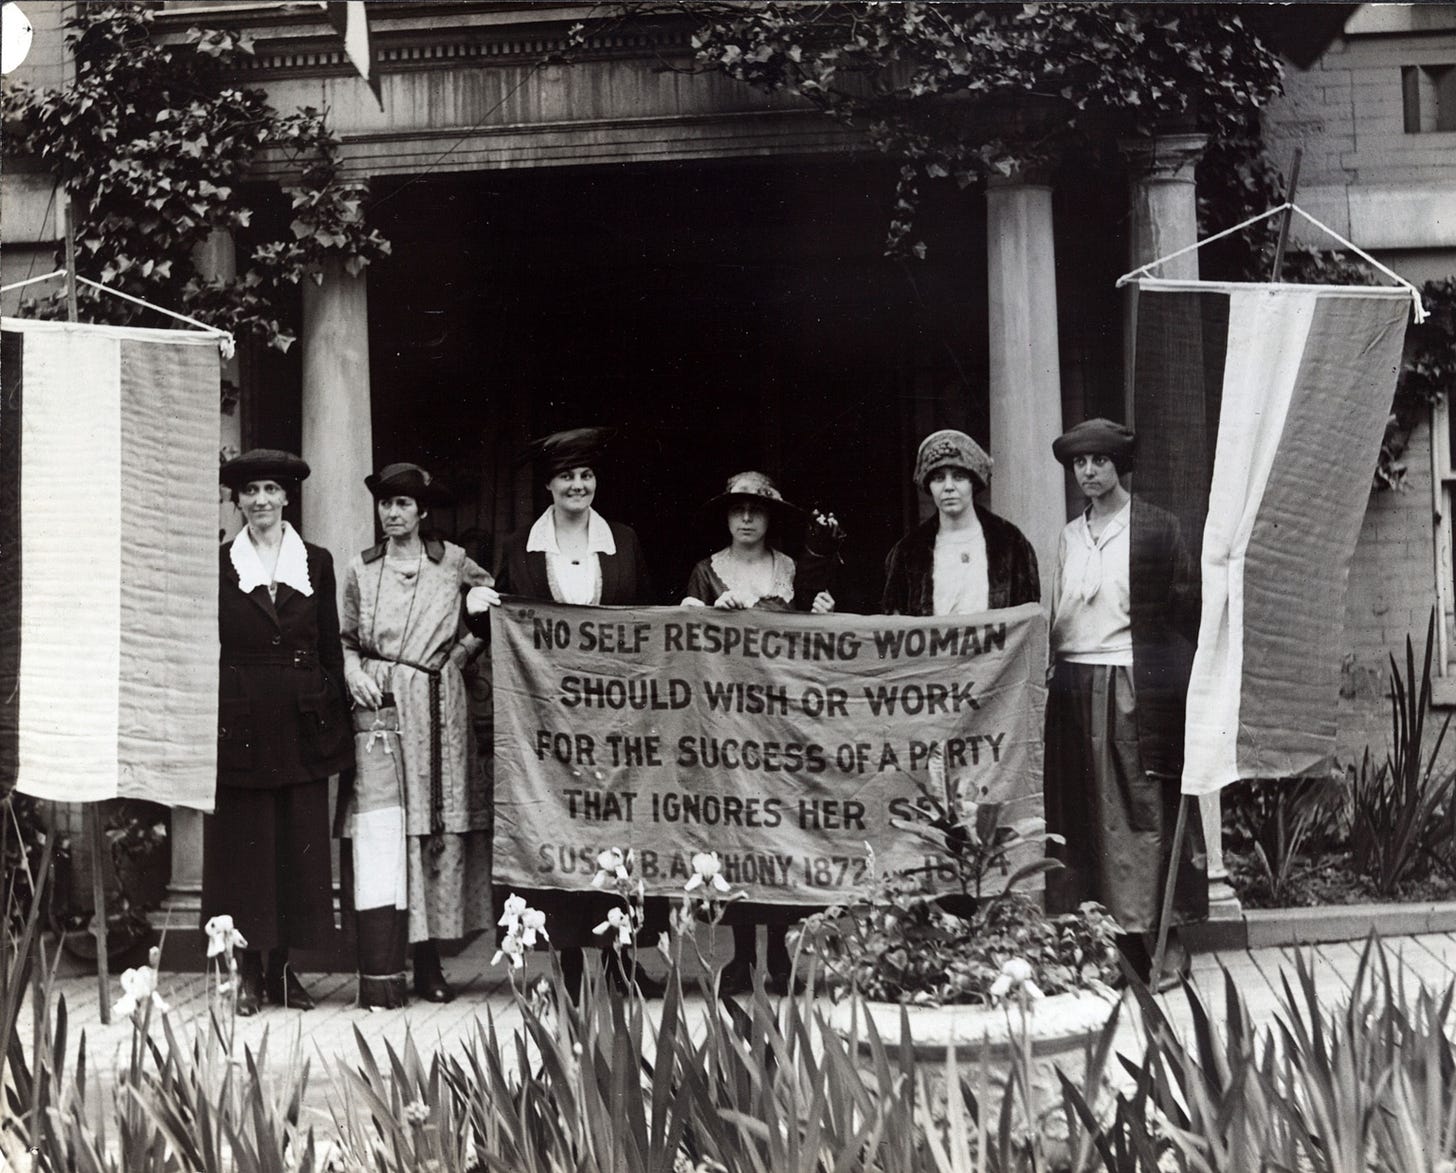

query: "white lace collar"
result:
(525, 507), (617, 556)
(230, 522), (313, 597)
(710, 547), (795, 605)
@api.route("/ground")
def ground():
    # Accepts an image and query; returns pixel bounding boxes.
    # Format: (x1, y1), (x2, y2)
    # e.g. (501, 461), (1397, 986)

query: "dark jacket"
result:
(880, 504), (1040, 616)
(1127, 497), (1200, 779)
(492, 518), (655, 607)
(217, 541), (354, 789)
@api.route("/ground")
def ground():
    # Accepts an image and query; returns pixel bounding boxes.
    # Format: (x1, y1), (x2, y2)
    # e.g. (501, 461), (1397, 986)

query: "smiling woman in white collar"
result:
(465, 427), (665, 1001)
(206, 448), (354, 1016)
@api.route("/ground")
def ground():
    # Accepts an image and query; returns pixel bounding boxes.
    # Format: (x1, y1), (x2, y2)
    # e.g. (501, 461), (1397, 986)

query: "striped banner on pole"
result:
(1131, 280), (1410, 795)
(0, 318), (220, 810)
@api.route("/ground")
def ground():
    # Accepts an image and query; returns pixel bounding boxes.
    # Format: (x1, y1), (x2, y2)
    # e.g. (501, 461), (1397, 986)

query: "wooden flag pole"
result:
(62, 188), (113, 1024)
(1148, 791), (1189, 991)
(1270, 146), (1304, 281)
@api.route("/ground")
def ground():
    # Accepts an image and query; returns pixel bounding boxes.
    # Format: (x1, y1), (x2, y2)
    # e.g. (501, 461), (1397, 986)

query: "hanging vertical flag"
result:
(0, 318), (221, 810)
(1129, 279), (1412, 795)
(319, 0), (381, 107)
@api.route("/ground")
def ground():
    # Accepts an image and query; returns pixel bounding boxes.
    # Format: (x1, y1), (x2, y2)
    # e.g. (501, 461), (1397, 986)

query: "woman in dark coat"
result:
(1043, 419), (1207, 986)
(466, 427), (664, 998)
(205, 449), (354, 1014)
(882, 429), (1039, 616)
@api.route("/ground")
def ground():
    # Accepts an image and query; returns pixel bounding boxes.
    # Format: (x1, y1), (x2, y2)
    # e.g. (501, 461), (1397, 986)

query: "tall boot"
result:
(265, 948), (315, 1011)
(413, 940), (454, 1003)
(236, 949), (264, 1017)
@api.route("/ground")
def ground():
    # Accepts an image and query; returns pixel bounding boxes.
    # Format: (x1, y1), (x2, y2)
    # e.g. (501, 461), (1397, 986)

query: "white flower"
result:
(519, 908), (549, 948)
(402, 1099), (430, 1125)
(491, 935), (526, 970)
(498, 893), (528, 929)
(684, 851), (731, 894)
(989, 957), (1044, 1004)
(203, 914), (247, 959)
(112, 965), (168, 1018)
(591, 846), (630, 888)
(593, 907), (633, 948)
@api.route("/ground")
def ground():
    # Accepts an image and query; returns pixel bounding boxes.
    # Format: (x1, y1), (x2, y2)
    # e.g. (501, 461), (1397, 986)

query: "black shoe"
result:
(266, 967), (316, 1011)
(235, 951), (264, 1016)
(235, 977), (262, 1016)
(413, 971), (455, 1003)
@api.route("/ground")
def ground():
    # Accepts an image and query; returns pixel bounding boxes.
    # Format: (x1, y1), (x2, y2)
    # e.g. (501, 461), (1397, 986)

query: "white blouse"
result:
(1051, 502), (1133, 665)
(525, 507), (616, 606)
(932, 520), (989, 616)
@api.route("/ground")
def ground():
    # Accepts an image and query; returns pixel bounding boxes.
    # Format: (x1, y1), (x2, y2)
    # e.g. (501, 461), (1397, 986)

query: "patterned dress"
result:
(341, 539), (494, 943)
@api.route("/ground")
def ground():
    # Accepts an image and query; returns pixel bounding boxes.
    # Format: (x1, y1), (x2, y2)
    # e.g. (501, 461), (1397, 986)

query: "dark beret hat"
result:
(220, 448), (310, 489)
(1052, 419), (1136, 466)
(365, 462), (451, 505)
(528, 427), (614, 479)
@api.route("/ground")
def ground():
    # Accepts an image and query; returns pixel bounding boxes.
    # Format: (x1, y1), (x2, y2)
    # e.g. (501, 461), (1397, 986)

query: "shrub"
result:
(1347, 611), (1456, 897)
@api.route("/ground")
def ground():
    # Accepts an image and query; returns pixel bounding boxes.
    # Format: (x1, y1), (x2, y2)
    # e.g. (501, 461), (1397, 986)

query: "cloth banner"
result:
(492, 599), (1048, 903)
(1130, 280), (1410, 795)
(0, 318), (221, 810)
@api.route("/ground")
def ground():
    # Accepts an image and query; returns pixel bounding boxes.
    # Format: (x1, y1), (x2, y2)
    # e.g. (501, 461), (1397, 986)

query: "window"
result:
(1403, 64), (1456, 133)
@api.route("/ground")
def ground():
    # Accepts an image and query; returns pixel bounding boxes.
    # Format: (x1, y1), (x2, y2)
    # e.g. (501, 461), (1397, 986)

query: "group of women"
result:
(204, 419), (1205, 1012)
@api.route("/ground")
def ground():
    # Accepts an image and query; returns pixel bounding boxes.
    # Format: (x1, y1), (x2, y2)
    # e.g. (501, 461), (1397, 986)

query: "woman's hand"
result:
(464, 585), (501, 615)
(347, 671), (384, 710)
(680, 596), (707, 608)
(811, 590), (835, 615)
(713, 590), (750, 610)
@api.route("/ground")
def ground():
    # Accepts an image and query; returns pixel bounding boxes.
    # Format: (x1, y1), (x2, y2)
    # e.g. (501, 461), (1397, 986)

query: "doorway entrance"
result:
(366, 157), (991, 612)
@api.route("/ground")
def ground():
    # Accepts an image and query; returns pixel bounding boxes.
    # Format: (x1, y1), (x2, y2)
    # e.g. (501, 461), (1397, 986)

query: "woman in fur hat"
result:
(881, 429), (1039, 616)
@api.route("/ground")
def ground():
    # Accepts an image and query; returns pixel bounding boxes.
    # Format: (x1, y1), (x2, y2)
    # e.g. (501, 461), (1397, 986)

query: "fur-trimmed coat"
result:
(880, 505), (1040, 616)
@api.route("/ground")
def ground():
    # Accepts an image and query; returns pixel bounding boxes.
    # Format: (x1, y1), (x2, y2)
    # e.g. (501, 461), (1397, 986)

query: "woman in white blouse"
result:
(1044, 418), (1206, 988)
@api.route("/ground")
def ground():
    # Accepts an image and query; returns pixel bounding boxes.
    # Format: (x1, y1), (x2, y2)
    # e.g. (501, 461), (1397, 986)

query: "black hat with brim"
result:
(220, 448), (310, 490)
(365, 462), (452, 505)
(527, 427), (615, 479)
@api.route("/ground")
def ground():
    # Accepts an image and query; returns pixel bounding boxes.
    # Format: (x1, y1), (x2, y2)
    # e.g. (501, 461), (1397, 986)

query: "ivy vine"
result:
(1, 3), (389, 353)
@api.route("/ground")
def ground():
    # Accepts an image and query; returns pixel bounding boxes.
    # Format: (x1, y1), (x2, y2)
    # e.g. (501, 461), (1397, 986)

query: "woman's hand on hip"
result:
(811, 590), (836, 615)
(347, 671), (384, 709)
(464, 586), (501, 615)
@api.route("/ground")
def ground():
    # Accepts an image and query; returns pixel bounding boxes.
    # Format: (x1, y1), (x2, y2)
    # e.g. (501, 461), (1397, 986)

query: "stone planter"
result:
(826, 990), (1118, 1132)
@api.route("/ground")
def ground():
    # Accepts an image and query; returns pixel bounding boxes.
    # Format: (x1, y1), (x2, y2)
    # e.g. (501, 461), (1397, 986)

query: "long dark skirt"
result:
(202, 779), (337, 954)
(1044, 661), (1207, 934)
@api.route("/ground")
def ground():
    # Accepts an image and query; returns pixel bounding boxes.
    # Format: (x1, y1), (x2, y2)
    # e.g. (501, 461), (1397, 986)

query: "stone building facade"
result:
(4, 2), (1455, 944)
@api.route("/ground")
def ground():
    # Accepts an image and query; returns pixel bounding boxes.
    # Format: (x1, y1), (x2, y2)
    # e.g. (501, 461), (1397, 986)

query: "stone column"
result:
(1121, 131), (1240, 925)
(301, 256), (375, 587)
(161, 228), (241, 936)
(985, 171), (1064, 605)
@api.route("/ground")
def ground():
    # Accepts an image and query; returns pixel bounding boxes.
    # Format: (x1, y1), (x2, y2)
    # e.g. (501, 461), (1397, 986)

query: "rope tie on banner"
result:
(0, 268), (237, 357)
(1114, 202), (1428, 324)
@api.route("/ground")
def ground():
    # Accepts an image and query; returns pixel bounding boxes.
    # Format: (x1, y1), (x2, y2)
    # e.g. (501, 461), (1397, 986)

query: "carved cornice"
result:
(154, 2), (697, 81)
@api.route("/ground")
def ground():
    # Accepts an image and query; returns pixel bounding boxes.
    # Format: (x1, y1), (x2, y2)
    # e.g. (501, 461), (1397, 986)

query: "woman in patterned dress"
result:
(340, 462), (496, 1006)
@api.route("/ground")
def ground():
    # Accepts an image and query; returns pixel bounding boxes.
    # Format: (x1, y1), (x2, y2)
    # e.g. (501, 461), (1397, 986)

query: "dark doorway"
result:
(367, 158), (990, 612)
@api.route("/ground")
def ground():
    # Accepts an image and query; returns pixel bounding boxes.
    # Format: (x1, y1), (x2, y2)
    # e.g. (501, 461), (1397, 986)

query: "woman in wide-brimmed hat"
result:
(339, 462), (496, 1008)
(206, 449), (354, 1015)
(682, 471), (836, 615)
(464, 427), (666, 1000)
(881, 429), (1039, 616)
(684, 471), (837, 995)
(1044, 419), (1206, 988)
